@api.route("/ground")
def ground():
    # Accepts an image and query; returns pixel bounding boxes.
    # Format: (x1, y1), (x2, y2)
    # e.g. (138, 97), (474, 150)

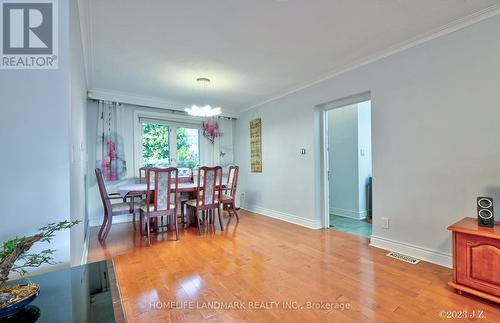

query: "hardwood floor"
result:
(88, 210), (500, 322)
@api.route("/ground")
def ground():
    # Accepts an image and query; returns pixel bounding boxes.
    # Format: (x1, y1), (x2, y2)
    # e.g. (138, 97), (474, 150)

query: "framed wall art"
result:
(250, 118), (262, 172)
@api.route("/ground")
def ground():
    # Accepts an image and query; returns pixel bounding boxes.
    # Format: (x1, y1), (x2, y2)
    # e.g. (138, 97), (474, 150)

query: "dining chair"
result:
(178, 167), (194, 227)
(221, 166), (239, 220)
(137, 166), (154, 205)
(139, 167), (155, 184)
(140, 167), (179, 245)
(95, 168), (139, 243)
(186, 166), (223, 234)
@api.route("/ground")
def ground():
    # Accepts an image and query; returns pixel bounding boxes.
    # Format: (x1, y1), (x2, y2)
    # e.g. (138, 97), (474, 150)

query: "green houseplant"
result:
(0, 221), (80, 315)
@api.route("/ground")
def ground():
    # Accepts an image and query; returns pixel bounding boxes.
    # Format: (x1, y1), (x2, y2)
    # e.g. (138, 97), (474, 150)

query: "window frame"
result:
(133, 110), (203, 175)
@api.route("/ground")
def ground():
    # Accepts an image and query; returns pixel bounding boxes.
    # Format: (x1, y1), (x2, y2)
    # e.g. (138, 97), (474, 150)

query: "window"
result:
(176, 127), (200, 168)
(141, 120), (200, 169)
(142, 123), (170, 167)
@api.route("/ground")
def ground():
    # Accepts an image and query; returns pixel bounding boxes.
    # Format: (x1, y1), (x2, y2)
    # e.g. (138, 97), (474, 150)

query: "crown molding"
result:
(239, 3), (500, 113)
(87, 88), (239, 118)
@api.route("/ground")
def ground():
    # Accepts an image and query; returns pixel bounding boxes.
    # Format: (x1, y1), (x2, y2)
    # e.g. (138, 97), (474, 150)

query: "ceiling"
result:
(83, 0), (500, 114)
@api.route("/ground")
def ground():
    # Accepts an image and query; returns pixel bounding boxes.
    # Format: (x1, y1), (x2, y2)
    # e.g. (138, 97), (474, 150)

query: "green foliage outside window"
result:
(142, 123), (199, 169)
(176, 128), (199, 169)
(142, 123), (170, 167)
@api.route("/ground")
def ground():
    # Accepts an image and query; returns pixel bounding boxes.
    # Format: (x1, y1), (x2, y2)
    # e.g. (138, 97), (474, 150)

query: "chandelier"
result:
(185, 78), (222, 117)
(185, 104), (222, 117)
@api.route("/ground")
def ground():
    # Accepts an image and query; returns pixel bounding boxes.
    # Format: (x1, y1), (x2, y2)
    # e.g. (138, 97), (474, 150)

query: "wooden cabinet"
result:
(448, 217), (500, 303)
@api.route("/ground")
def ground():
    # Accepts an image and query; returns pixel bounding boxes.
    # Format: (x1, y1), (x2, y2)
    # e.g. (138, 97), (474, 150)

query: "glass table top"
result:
(3, 260), (124, 323)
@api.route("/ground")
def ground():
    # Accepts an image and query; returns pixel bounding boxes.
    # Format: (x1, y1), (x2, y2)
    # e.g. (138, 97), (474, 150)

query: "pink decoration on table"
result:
(202, 120), (223, 144)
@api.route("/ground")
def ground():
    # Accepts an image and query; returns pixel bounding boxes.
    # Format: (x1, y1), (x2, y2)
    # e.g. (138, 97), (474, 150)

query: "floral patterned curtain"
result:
(96, 101), (127, 181)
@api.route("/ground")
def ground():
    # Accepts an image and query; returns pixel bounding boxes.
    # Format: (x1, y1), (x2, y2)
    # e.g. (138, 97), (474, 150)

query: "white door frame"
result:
(316, 91), (371, 229)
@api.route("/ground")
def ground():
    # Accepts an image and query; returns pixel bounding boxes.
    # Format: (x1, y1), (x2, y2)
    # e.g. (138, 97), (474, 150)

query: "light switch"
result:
(382, 217), (390, 229)
(300, 148), (306, 155)
(360, 149), (365, 156)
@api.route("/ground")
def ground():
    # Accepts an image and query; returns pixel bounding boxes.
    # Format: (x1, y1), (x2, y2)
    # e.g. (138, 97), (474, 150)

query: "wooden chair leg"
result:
(140, 210), (145, 236)
(231, 202), (239, 220)
(147, 214), (151, 246)
(173, 213), (179, 240)
(196, 209), (202, 235)
(98, 212), (108, 242)
(181, 201), (186, 226)
(217, 207), (224, 231)
(102, 213), (113, 241)
(223, 203), (231, 217)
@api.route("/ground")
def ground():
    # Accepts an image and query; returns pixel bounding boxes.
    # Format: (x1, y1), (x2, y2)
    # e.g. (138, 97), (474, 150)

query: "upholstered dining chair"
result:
(139, 167), (155, 184)
(178, 167), (194, 227)
(186, 166), (223, 234)
(221, 166), (239, 220)
(140, 167), (179, 245)
(95, 168), (139, 243)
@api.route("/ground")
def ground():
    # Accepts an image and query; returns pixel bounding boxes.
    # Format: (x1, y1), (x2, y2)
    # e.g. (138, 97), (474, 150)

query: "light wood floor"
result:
(88, 210), (500, 322)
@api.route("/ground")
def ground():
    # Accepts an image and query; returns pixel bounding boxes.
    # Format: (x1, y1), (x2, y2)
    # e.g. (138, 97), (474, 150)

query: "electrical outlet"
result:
(382, 217), (390, 229)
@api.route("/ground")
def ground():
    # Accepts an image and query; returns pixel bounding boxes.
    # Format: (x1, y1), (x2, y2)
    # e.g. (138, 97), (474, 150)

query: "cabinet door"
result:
(456, 232), (500, 297)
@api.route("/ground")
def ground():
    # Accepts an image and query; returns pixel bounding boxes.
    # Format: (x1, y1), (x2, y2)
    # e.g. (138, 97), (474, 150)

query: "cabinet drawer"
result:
(455, 232), (500, 297)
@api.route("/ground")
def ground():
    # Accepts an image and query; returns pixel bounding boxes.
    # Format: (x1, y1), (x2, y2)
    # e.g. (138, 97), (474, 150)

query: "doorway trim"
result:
(316, 91), (371, 228)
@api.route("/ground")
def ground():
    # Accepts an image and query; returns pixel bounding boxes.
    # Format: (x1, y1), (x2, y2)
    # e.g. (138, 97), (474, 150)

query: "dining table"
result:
(116, 177), (226, 233)
(116, 177), (225, 198)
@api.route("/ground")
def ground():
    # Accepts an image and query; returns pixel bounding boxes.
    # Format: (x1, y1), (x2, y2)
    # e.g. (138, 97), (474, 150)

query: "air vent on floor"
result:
(386, 251), (420, 264)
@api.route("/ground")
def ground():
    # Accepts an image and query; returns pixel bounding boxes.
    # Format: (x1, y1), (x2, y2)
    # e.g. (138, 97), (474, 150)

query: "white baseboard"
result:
(244, 205), (322, 229)
(330, 207), (367, 220)
(369, 235), (452, 268)
(88, 214), (134, 227)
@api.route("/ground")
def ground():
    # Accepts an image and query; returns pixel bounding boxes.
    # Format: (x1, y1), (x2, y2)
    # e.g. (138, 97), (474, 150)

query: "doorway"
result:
(325, 100), (372, 237)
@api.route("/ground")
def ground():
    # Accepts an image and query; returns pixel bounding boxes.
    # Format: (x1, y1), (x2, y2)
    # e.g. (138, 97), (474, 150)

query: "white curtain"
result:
(96, 101), (127, 181)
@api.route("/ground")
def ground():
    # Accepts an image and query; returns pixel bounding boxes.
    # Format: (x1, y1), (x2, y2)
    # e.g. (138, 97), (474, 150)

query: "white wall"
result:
(357, 101), (372, 215)
(70, 0), (89, 266)
(0, 1), (71, 269)
(328, 104), (360, 218)
(235, 102), (320, 229)
(234, 14), (500, 267)
(86, 102), (235, 226)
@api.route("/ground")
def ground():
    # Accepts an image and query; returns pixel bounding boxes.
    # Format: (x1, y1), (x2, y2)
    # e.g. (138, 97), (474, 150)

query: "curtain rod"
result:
(91, 98), (237, 120)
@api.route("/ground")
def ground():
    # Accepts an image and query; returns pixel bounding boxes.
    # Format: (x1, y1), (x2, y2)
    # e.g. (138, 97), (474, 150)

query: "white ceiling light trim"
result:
(185, 104), (222, 117)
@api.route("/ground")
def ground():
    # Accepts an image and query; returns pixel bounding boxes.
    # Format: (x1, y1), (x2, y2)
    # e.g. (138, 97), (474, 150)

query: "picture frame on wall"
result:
(250, 118), (262, 172)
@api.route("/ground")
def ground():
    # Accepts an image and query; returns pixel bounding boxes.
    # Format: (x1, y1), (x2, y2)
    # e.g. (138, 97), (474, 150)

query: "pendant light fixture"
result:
(185, 77), (222, 117)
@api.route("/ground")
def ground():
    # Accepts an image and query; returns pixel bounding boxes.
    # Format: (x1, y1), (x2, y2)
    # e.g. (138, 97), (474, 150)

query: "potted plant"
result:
(0, 220), (79, 318)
